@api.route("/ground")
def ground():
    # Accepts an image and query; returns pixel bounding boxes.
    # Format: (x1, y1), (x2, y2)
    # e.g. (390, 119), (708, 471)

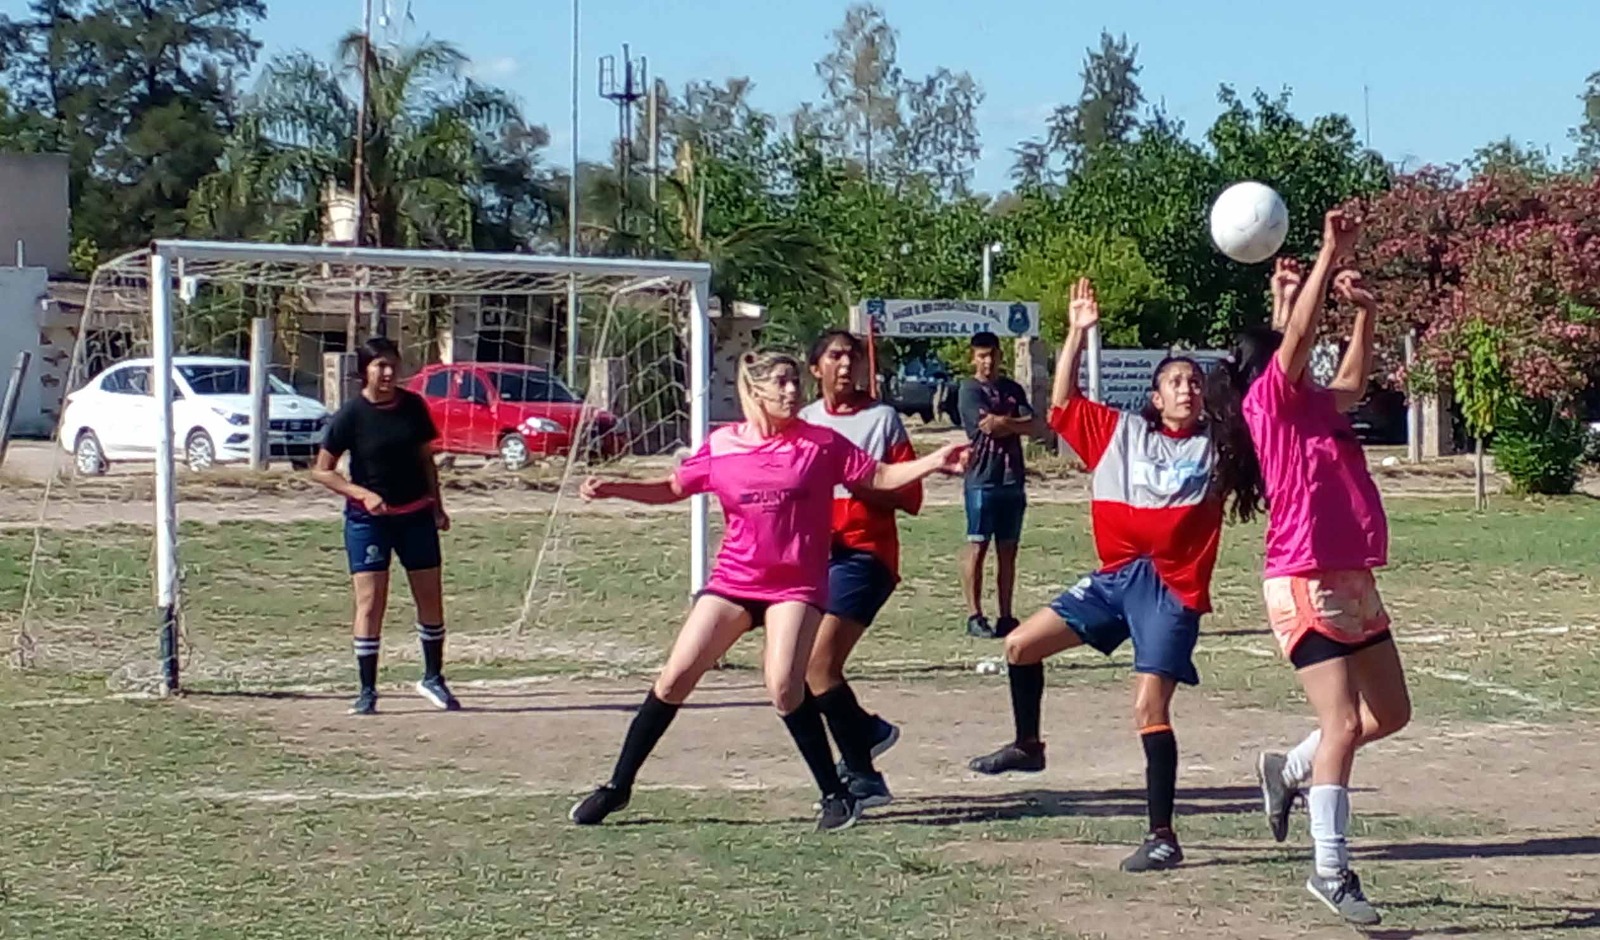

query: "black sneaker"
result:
(570, 784), (630, 826)
(348, 688), (377, 715)
(966, 614), (996, 638)
(967, 740), (1046, 775)
(1257, 751), (1296, 843)
(866, 715), (901, 759)
(994, 615), (1021, 638)
(1120, 831), (1185, 872)
(845, 769), (893, 809)
(415, 674), (462, 711)
(816, 793), (861, 832)
(1306, 868), (1381, 925)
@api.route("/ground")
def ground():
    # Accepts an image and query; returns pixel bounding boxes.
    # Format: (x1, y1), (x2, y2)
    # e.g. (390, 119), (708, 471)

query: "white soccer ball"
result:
(1209, 181), (1289, 264)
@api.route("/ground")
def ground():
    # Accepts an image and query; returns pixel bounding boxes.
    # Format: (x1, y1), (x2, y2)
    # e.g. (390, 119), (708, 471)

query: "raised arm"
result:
(1327, 269), (1379, 413)
(863, 442), (968, 492)
(1050, 277), (1100, 409)
(1277, 209), (1360, 385)
(579, 475), (687, 504)
(1270, 256), (1303, 331)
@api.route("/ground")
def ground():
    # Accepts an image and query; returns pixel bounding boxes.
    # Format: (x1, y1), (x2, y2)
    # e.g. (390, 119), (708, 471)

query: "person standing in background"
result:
(958, 331), (1036, 639)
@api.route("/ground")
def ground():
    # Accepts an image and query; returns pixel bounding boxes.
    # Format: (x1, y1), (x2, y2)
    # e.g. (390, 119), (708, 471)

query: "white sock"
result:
(1283, 729), (1321, 787)
(1308, 784), (1350, 877)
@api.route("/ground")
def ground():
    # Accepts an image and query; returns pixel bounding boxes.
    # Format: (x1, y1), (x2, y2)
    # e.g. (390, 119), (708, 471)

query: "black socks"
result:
(353, 636), (380, 691)
(1141, 725), (1178, 834)
(782, 691), (847, 798)
(417, 623), (445, 678)
(609, 690), (681, 791)
(814, 682), (876, 776)
(1008, 662), (1045, 743)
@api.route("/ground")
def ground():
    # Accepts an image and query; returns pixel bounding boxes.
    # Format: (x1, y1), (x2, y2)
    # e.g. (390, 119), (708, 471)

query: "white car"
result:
(60, 356), (331, 475)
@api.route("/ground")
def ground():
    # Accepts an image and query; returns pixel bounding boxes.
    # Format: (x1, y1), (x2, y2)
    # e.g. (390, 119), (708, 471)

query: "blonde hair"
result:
(736, 349), (802, 431)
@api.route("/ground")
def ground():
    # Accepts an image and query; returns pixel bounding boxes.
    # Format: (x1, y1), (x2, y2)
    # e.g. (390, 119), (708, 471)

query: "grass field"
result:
(4, 495), (1600, 938)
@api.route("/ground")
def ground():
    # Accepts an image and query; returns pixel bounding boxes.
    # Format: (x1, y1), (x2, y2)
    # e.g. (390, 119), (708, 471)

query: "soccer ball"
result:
(1209, 181), (1289, 264)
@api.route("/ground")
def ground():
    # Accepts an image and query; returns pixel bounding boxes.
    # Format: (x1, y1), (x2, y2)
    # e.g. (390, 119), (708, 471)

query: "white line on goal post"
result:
(141, 240), (716, 692)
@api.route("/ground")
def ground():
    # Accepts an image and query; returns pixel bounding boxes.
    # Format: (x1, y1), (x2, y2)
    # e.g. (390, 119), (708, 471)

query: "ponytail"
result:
(1204, 356), (1267, 524)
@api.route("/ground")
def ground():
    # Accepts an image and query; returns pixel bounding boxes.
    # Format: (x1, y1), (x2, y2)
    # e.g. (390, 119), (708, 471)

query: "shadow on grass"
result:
(181, 687), (769, 715)
(869, 785), (1262, 825)
(1362, 835), (1600, 862)
(1369, 899), (1600, 937)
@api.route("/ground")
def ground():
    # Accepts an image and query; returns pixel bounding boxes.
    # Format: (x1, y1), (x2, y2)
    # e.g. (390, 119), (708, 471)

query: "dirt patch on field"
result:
(191, 677), (1600, 834)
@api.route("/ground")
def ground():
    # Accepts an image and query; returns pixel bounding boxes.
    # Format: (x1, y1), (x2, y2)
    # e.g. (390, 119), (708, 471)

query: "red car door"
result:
(457, 369), (498, 454)
(418, 368), (456, 452)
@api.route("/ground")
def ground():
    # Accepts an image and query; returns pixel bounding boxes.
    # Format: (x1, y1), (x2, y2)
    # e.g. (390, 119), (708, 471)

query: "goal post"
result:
(18, 240), (713, 695)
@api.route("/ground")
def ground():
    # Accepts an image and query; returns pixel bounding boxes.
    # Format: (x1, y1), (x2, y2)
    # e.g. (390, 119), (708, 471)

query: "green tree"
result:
(1013, 30), (1144, 185)
(0, 0), (266, 255)
(997, 230), (1172, 346)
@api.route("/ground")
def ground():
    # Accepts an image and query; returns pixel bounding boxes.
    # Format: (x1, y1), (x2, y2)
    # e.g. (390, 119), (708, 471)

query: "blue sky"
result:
(13, 0), (1599, 191)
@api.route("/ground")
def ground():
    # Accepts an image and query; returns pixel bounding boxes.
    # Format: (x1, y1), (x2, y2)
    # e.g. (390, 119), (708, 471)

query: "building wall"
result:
(0, 154), (70, 276)
(0, 267), (52, 437)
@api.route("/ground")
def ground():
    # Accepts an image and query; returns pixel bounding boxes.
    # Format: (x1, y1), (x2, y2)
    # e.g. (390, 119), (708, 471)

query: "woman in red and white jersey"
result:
(797, 329), (922, 811)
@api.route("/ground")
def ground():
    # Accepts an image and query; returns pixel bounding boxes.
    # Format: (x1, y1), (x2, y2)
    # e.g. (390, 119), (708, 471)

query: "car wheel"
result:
(185, 429), (216, 472)
(74, 430), (108, 476)
(499, 432), (530, 471)
(918, 406), (935, 424)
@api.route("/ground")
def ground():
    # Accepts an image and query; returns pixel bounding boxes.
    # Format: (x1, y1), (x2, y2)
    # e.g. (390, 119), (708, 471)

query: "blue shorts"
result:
(1047, 557), (1201, 686)
(826, 549), (897, 628)
(344, 507), (442, 574)
(964, 485), (1026, 544)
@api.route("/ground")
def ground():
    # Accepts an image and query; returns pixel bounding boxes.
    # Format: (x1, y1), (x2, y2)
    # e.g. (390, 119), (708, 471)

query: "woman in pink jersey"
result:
(1224, 209), (1412, 926)
(798, 329), (922, 812)
(967, 278), (1266, 873)
(569, 350), (966, 831)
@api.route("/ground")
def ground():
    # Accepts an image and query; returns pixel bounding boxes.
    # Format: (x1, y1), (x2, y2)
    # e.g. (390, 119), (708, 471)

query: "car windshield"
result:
(490, 370), (579, 404)
(178, 364), (295, 396)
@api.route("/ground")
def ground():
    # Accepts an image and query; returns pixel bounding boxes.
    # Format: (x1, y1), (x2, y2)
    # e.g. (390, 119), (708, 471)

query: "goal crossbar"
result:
(141, 241), (714, 694)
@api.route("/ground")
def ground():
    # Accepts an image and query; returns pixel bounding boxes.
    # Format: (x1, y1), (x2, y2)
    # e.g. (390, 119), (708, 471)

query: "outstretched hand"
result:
(933, 442), (970, 475)
(1270, 256), (1303, 306)
(1068, 277), (1100, 331)
(1323, 208), (1360, 261)
(1334, 269), (1377, 308)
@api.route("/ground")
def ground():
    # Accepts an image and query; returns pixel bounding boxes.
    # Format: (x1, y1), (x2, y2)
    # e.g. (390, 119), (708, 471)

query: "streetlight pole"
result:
(565, 0), (580, 387)
(981, 241), (1003, 299)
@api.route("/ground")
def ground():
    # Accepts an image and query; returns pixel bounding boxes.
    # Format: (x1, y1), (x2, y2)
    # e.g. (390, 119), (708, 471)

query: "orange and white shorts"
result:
(1262, 569), (1391, 659)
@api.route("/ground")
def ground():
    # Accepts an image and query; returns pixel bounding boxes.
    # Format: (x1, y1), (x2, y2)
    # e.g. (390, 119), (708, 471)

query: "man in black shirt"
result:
(313, 337), (459, 715)
(958, 331), (1035, 638)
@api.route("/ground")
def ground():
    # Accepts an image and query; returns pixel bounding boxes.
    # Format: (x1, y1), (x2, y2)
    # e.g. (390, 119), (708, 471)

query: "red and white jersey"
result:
(799, 397), (921, 578)
(1050, 397), (1221, 612)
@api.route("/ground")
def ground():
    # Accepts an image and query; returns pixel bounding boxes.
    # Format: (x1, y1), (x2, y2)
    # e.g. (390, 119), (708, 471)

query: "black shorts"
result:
(1289, 628), (1395, 671)
(696, 590), (773, 629)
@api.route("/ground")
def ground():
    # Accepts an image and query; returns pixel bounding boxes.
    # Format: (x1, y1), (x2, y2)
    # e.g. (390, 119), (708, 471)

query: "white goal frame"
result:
(144, 240), (715, 693)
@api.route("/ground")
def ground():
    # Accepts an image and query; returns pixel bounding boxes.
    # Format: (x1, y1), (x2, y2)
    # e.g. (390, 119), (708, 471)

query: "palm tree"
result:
(188, 34), (552, 252)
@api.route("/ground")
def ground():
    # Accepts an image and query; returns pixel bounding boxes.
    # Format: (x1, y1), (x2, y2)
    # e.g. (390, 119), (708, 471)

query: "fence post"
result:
(248, 317), (272, 471)
(0, 351), (32, 471)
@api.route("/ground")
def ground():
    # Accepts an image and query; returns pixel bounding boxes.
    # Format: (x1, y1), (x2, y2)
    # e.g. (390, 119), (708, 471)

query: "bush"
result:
(1492, 400), (1588, 495)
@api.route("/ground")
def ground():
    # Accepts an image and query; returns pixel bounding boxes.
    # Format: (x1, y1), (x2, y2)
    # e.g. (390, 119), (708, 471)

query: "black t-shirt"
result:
(958, 376), (1033, 489)
(321, 389), (439, 507)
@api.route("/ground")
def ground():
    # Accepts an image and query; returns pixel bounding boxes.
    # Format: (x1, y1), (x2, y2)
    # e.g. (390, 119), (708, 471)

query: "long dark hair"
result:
(1201, 327), (1282, 524)
(355, 336), (401, 389)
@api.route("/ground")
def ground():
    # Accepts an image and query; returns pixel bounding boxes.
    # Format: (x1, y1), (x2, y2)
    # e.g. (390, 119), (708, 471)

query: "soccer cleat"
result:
(348, 688), (378, 716)
(967, 740), (1046, 775)
(569, 784), (630, 826)
(1257, 751), (1296, 843)
(1306, 869), (1381, 926)
(844, 769), (893, 809)
(415, 674), (462, 711)
(866, 715), (902, 759)
(1120, 832), (1185, 872)
(816, 793), (861, 832)
(994, 615), (1021, 638)
(966, 614), (996, 638)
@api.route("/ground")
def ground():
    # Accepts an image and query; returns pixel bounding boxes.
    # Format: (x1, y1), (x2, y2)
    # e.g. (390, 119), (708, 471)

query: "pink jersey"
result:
(1242, 356), (1388, 578)
(673, 421), (880, 606)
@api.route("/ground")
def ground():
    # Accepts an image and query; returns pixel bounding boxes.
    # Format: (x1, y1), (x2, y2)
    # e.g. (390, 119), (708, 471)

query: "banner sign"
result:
(1079, 349), (1229, 413)
(854, 299), (1041, 338)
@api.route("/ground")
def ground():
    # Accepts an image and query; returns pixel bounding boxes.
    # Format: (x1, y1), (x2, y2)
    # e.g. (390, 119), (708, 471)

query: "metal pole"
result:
(648, 77), (660, 249)
(981, 245), (992, 299)
(356, 0), (377, 339)
(150, 253), (181, 695)
(248, 317), (272, 471)
(687, 279), (711, 595)
(1404, 329), (1421, 463)
(1086, 326), (1103, 403)
(0, 351), (31, 471)
(565, 0), (580, 387)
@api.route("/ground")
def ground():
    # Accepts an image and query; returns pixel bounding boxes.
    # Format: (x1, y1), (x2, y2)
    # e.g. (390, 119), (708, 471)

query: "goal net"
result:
(8, 242), (712, 694)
